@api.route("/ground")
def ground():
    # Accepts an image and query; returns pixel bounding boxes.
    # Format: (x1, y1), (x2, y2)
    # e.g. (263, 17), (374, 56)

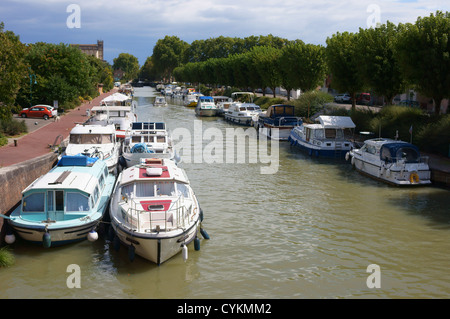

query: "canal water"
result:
(1, 87), (450, 299)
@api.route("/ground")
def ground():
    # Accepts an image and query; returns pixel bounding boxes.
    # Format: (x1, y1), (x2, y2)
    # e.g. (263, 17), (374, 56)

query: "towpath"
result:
(0, 89), (117, 168)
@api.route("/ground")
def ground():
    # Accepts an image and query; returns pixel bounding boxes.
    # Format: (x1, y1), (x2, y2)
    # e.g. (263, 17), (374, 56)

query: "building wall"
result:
(71, 40), (104, 60)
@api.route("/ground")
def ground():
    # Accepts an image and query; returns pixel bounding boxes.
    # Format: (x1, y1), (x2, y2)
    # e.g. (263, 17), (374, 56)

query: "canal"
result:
(1, 86), (450, 298)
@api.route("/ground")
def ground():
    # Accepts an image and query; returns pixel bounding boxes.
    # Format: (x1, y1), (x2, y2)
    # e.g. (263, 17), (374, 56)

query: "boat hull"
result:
(9, 218), (101, 246)
(348, 152), (432, 186)
(196, 109), (217, 117)
(258, 125), (293, 141)
(111, 217), (200, 264)
(288, 131), (352, 158)
(224, 115), (253, 126)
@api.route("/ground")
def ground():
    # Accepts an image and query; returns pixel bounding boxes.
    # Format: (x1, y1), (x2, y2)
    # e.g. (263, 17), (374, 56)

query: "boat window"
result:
(396, 147), (420, 163)
(156, 136), (166, 143)
(93, 186), (99, 205)
(136, 182), (155, 197)
(247, 106), (256, 110)
(55, 191), (64, 211)
(324, 129), (337, 139)
(176, 183), (189, 197)
(336, 129), (344, 139)
(314, 129), (324, 139)
(47, 191), (54, 211)
(239, 107), (247, 111)
(143, 136), (154, 143)
(66, 192), (90, 212)
(365, 145), (377, 155)
(69, 134), (113, 144)
(99, 173), (105, 190)
(157, 182), (175, 196)
(131, 136), (142, 143)
(23, 192), (45, 212)
(121, 183), (134, 198)
(104, 167), (108, 178)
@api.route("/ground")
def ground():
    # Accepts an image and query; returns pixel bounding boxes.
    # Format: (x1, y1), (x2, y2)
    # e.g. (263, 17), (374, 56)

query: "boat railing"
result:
(384, 155), (429, 165)
(123, 195), (189, 232)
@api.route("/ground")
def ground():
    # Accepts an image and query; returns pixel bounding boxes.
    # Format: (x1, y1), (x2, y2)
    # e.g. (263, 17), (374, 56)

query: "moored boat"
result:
(288, 115), (355, 158)
(154, 96), (168, 107)
(120, 122), (177, 168)
(109, 158), (203, 264)
(346, 138), (431, 186)
(5, 155), (115, 247)
(63, 124), (121, 174)
(224, 102), (262, 126)
(257, 104), (301, 140)
(213, 96), (233, 116)
(195, 96), (218, 117)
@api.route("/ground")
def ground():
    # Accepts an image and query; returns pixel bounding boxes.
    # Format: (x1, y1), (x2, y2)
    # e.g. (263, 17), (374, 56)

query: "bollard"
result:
(14, 140), (17, 147)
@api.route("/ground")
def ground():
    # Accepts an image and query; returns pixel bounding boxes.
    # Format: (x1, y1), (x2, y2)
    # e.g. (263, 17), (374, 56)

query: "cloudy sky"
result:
(1, 0), (449, 65)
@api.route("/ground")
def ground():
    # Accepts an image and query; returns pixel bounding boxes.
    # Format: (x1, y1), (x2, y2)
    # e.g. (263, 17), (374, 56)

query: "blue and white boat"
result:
(346, 138), (431, 186)
(288, 115), (356, 158)
(256, 104), (301, 140)
(195, 96), (218, 117)
(5, 155), (116, 247)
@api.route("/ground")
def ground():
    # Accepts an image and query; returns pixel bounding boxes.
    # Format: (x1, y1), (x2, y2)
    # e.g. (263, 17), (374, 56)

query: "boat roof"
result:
(70, 124), (117, 134)
(23, 156), (105, 195)
(263, 104), (295, 117)
(91, 106), (132, 112)
(199, 96), (214, 100)
(118, 158), (189, 185)
(316, 115), (355, 128)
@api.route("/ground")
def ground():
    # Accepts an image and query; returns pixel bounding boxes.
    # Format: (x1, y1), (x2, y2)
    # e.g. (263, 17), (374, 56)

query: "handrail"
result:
(122, 195), (188, 232)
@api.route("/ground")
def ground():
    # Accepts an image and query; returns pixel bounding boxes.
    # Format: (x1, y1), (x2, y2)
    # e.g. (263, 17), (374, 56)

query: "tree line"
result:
(0, 22), (114, 122)
(140, 11), (449, 114)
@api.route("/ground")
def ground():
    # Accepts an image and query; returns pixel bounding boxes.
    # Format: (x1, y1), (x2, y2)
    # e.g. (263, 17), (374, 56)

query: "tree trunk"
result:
(351, 92), (356, 112)
(286, 89), (291, 101)
(272, 87), (276, 98)
(434, 97), (443, 114)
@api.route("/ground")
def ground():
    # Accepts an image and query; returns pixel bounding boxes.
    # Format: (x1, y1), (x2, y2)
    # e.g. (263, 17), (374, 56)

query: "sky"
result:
(1, 0), (449, 66)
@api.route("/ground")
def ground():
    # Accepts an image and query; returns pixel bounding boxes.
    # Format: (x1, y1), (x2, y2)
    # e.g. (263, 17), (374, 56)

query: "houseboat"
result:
(195, 96), (218, 117)
(256, 104), (301, 140)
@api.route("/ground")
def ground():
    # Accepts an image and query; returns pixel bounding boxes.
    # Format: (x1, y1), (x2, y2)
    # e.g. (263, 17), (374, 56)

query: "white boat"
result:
(213, 96), (233, 116)
(257, 104), (301, 140)
(346, 138), (431, 186)
(101, 92), (132, 106)
(4, 155), (115, 247)
(195, 96), (218, 117)
(224, 102), (262, 126)
(154, 96), (168, 107)
(63, 124), (121, 174)
(184, 92), (203, 107)
(288, 115), (355, 158)
(109, 157), (203, 264)
(120, 122), (177, 169)
(87, 105), (135, 138)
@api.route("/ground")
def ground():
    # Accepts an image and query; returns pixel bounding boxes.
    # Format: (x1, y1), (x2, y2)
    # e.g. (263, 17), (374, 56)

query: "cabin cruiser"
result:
(213, 96), (233, 116)
(120, 122), (177, 168)
(109, 157), (202, 264)
(256, 104), (301, 140)
(4, 155), (115, 247)
(346, 138), (431, 186)
(87, 105), (135, 139)
(195, 96), (218, 117)
(184, 92), (203, 107)
(224, 102), (262, 126)
(288, 115), (355, 158)
(154, 96), (168, 107)
(63, 124), (121, 174)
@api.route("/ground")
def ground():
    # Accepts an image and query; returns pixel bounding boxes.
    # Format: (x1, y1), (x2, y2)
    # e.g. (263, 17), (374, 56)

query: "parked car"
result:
(355, 93), (371, 105)
(19, 105), (57, 120)
(334, 93), (352, 103)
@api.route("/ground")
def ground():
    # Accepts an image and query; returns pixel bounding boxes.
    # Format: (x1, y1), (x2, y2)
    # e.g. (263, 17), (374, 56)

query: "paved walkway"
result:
(0, 89), (117, 168)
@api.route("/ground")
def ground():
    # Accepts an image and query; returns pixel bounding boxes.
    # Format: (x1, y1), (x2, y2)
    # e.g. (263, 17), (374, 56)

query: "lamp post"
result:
(29, 68), (37, 107)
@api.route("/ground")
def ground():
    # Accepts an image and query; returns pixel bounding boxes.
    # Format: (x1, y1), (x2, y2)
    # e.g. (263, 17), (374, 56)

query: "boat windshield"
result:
(70, 134), (113, 144)
(381, 145), (420, 163)
(121, 181), (189, 199)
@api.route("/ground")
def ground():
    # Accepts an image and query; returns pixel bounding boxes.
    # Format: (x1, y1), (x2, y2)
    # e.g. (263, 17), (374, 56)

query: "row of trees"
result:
(0, 22), (114, 122)
(141, 11), (449, 114)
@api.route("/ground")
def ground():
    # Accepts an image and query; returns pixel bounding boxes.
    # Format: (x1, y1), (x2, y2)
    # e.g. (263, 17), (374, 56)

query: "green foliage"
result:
(0, 133), (8, 146)
(415, 115), (450, 156)
(248, 46), (282, 96)
(152, 36), (189, 80)
(325, 31), (364, 111)
(0, 246), (15, 267)
(357, 22), (405, 103)
(394, 11), (450, 113)
(288, 91), (333, 118)
(254, 97), (285, 109)
(368, 105), (429, 142)
(0, 22), (28, 121)
(0, 118), (28, 136)
(348, 109), (377, 133)
(113, 53), (140, 82)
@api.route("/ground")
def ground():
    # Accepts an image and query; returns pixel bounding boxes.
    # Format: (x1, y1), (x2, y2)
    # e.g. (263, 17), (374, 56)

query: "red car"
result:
(19, 105), (58, 120)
